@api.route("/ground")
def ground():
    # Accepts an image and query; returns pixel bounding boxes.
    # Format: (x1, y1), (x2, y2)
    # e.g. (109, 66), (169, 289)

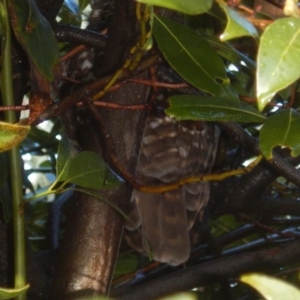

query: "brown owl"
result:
(125, 113), (219, 266)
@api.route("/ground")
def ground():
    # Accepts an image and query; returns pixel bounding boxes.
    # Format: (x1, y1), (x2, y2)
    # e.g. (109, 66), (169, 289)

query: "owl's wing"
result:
(125, 115), (218, 266)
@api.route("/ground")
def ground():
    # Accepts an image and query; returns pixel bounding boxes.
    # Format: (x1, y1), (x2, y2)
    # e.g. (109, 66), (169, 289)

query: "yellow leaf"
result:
(0, 122), (30, 152)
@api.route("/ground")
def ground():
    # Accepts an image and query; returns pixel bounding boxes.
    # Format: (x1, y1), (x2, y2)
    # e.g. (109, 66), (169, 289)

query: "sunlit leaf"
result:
(137, 0), (212, 15)
(257, 17), (300, 111)
(0, 122), (30, 152)
(9, 0), (61, 81)
(166, 96), (266, 122)
(218, 2), (258, 41)
(0, 284), (29, 299)
(159, 293), (197, 300)
(153, 15), (233, 97)
(260, 109), (300, 159)
(241, 273), (300, 300)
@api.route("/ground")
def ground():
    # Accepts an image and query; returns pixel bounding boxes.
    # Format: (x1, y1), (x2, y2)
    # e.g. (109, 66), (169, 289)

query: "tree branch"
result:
(114, 239), (300, 300)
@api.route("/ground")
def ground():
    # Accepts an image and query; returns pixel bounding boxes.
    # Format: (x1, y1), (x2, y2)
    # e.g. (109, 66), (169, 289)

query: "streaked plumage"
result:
(125, 114), (219, 266)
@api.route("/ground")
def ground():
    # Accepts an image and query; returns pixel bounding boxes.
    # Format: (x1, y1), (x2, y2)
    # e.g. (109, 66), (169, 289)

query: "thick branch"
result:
(114, 239), (300, 300)
(49, 1), (151, 298)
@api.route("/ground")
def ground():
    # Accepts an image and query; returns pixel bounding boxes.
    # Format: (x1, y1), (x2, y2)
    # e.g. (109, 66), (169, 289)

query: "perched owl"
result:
(125, 113), (219, 266)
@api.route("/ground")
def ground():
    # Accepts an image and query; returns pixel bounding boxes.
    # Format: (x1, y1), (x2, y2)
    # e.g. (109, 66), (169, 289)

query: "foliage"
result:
(241, 273), (300, 300)
(0, 285), (29, 300)
(0, 0), (300, 299)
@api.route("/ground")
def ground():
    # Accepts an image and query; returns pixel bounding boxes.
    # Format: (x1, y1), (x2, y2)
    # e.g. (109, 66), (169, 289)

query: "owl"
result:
(125, 112), (219, 266)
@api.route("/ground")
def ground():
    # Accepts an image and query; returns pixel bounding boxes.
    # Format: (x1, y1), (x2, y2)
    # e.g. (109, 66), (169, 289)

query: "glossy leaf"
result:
(219, 2), (258, 41)
(0, 284), (29, 299)
(153, 15), (232, 96)
(260, 109), (300, 159)
(9, 0), (61, 81)
(257, 17), (300, 111)
(137, 0), (212, 15)
(58, 151), (106, 189)
(166, 95), (266, 122)
(241, 273), (300, 300)
(0, 122), (30, 152)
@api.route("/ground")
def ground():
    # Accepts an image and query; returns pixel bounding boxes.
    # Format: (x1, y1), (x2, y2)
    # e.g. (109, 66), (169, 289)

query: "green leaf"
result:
(166, 95), (266, 122)
(0, 122), (30, 152)
(257, 17), (300, 111)
(67, 297), (113, 300)
(79, 0), (91, 12)
(102, 168), (124, 189)
(153, 15), (232, 97)
(0, 284), (29, 299)
(114, 253), (139, 278)
(56, 132), (81, 181)
(241, 273), (300, 300)
(137, 0), (212, 15)
(218, 2), (258, 41)
(159, 293), (197, 300)
(56, 136), (122, 190)
(0, 1), (6, 61)
(58, 151), (106, 189)
(9, 0), (61, 81)
(260, 109), (300, 159)
(204, 34), (256, 72)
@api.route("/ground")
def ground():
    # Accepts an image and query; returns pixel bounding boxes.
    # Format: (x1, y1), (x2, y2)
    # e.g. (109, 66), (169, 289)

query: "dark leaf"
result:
(260, 109), (300, 159)
(9, 0), (61, 81)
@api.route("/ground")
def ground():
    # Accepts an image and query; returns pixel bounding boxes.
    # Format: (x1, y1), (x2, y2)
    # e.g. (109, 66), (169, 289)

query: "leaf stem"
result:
(1, 0), (27, 298)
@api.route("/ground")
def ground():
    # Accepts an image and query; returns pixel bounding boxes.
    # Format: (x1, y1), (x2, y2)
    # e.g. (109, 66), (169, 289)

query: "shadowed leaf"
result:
(260, 109), (300, 159)
(9, 0), (61, 81)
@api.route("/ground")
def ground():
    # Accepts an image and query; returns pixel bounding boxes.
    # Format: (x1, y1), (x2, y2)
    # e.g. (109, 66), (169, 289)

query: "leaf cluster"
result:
(1, 0), (300, 299)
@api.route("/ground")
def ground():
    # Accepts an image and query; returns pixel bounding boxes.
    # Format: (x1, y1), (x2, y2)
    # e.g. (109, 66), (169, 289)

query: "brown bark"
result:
(48, 1), (151, 295)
